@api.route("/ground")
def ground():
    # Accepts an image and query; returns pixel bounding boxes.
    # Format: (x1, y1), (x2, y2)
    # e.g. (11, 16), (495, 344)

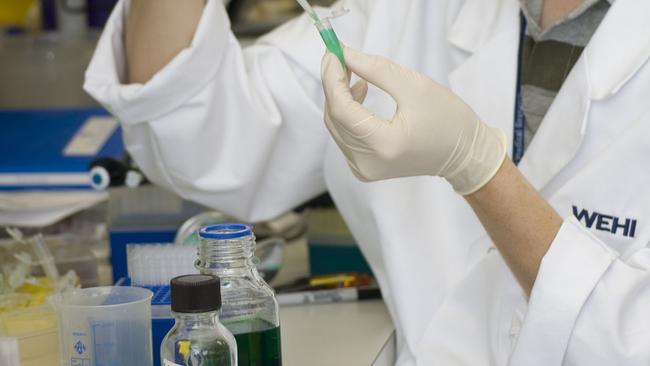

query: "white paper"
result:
(63, 116), (118, 157)
(0, 191), (108, 227)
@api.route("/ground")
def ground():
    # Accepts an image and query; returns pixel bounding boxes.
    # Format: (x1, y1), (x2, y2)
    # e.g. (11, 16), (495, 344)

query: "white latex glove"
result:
(321, 47), (507, 195)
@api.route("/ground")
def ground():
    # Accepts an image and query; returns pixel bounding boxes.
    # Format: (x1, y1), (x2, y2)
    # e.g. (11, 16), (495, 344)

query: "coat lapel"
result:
(448, 0), (650, 193)
(447, 0), (521, 161)
(518, 0), (650, 192)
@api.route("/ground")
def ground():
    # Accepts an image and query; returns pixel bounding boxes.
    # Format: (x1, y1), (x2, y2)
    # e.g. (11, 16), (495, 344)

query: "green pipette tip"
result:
(316, 21), (346, 66)
(295, 0), (346, 66)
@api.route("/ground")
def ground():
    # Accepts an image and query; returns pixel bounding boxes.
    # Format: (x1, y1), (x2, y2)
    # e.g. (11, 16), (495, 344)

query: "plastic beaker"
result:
(49, 286), (153, 366)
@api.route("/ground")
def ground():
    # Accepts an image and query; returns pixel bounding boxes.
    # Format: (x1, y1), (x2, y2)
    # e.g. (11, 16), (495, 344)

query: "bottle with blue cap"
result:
(196, 224), (282, 366)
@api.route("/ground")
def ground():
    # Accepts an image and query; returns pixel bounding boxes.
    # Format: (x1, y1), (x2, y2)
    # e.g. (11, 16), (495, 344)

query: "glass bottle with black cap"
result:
(161, 274), (237, 366)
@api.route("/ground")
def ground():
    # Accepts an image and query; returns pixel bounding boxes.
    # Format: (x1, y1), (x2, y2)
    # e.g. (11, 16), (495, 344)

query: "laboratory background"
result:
(0, 1), (394, 365)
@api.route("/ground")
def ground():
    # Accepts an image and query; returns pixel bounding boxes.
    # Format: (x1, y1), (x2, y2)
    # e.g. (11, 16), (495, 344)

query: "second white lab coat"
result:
(85, 0), (650, 364)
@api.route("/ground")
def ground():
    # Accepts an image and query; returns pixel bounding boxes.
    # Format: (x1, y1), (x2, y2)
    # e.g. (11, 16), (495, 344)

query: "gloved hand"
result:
(321, 47), (507, 195)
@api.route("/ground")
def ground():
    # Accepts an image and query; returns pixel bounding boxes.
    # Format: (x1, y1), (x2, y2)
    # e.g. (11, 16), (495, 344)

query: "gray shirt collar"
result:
(521, 0), (614, 43)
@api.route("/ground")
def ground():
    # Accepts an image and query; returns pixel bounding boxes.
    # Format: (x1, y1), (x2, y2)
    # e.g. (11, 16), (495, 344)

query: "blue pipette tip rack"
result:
(119, 278), (172, 305)
(149, 285), (172, 305)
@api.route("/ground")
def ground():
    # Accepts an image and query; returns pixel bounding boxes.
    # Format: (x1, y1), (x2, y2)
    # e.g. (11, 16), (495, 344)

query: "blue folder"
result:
(0, 108), (124, 191)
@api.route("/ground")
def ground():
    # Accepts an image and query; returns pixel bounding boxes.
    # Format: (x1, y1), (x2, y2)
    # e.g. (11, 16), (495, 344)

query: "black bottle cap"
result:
(170, 274), (222, 313)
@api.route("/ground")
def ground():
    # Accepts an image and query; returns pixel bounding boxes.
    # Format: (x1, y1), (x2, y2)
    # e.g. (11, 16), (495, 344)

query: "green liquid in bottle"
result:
(223, 319), (282, 366)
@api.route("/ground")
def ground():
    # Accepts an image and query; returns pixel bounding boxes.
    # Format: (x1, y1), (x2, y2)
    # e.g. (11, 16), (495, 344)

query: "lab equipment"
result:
(315, 18), (345, 66)
(0, 111), (122, 192)
(128, 244), (198, 286)
(294, 0), (346, 65)
(3, 251), (32, 291)
(0, 230), (82, 364)
(89, 157), (128, 190)
(89, 155), (147, 190)
(28, 234), (59, 284)
(161, 275), (237, 366)
(47, 239), (100, 288)
(108, 185), (208, 282)
(0, 304), (59, 365)
(111, 280), (175, 366)
(1, 230), (83, 299)
(174, 211), (229, 245)
(125, 237), (282, 366)
(277, 286), (381, 306)
(6, 229), (60, 285)
(174, 211), (286, 283)
(85, 0), (650, 363)
(0, 110), (123, 227)
(196, 224), (282, 366)
(126, 239), (284, 288)
(49, 286), (154, 366)
(124, 235), (287, 366)
(275, 272), (371, 293)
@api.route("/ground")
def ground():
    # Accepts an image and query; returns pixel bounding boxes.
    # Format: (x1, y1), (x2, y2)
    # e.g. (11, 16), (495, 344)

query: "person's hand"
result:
(321, 47), (507, 195)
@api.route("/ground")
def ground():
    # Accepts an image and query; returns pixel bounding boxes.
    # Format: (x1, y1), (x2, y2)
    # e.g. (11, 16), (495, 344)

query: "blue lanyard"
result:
(512, 13), (527, 165)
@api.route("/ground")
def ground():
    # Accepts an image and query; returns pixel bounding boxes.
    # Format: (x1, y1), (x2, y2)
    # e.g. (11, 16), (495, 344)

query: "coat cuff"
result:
(508, 217), (618, 366)
(83, 0), (231, 124)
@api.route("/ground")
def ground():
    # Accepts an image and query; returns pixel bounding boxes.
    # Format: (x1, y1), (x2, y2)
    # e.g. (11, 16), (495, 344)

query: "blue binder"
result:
(0, 108), (124, 191)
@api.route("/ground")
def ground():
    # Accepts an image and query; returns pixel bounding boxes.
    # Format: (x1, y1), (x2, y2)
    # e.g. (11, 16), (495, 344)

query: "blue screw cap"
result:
(199, 223), (253, 239)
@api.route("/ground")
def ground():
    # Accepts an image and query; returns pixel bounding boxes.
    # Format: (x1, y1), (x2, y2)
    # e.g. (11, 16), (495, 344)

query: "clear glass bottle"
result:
(196, 224), (282, 366)
(161, 274), (237, 366)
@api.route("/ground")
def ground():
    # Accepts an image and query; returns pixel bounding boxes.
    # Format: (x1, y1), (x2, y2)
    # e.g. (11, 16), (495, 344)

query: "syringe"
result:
(295, 0), (346, 66)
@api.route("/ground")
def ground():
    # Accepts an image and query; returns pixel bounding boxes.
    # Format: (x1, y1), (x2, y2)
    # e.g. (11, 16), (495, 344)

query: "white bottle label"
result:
(163, 359), (183, 366)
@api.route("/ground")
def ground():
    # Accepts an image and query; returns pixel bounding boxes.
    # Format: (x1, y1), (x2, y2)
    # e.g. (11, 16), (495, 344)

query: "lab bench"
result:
(281, 300), (395, 366)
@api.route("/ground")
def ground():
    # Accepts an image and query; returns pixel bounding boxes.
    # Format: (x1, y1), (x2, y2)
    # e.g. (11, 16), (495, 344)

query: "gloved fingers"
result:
(322, 52), (387, 138)
(340, 80), (371, 138)
(350, 79), (368, 104)
(342, 46), (409, 104)
(321, 52), (347, 94)
(325, 105), (377, 156)
(324, 106), (373, 182)
(324, 100), (376, 154)
(323, 104), (344, 144)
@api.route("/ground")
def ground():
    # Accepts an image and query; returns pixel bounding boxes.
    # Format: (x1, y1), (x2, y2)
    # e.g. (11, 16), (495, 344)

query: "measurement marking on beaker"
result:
(74, 340), (87, 355)
(71, 358), (91, 366)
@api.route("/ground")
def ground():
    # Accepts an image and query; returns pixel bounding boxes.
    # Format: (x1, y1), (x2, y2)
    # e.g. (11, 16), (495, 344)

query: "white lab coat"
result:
(85, 0), (650, 364)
